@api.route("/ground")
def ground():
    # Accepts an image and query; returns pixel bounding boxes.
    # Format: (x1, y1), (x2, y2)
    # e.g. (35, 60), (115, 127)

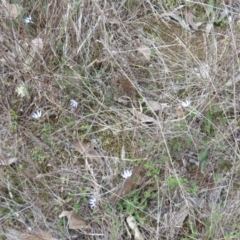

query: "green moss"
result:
(166, 176), (186, 189)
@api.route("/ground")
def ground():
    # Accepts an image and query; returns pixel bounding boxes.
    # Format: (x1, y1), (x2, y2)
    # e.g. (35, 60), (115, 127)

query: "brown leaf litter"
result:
(59, 210), (89, 230)
(109, 164), (145, 202)
(4, 228), (56, 240)
(75, 141), (103, 162)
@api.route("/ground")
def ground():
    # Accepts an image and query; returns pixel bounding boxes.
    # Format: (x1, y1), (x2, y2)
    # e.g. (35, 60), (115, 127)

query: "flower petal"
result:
(31, 110), (42, 119)
(70, 99), (78, 108)
(121, 169), (132, 179)
(180, 99), (191, 108)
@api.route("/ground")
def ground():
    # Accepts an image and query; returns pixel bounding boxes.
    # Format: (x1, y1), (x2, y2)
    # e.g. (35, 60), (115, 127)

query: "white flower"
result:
(70, 99), (78, 108)
(180, 99), (191, 108)
(16, 83), (29, 98)
(24, 16), (33, 24)
(121, 169), (132, 179)
(31, 110), (42, 119)
(88, 196), (96, 209)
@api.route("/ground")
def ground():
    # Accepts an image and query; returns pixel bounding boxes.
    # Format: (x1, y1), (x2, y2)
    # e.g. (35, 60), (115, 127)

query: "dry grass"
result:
(1, 0), (240, 239)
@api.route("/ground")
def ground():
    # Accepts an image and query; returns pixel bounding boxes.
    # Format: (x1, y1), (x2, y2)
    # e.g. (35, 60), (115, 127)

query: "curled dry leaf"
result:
(59, 211), (88, 230)
(137, 45), (151, 61)
(0, 158), (18, 166)
(75, 141), (102, 162)
(126, 216), (144, 240)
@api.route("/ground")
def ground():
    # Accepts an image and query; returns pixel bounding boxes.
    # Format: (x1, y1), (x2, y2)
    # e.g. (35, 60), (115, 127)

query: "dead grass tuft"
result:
(1, 0), (240, 239)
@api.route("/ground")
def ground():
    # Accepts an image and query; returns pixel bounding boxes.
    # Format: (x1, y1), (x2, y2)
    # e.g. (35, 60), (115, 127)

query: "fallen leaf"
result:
(175, 105), (185, 118)
(163, 203), (189, 239)
(145, 100), (165, 112)
(20, 38), (43, 71)
(4, 229), (56, 240)
(163, 12), (191, 31)
(2, 1), (22, 19)
(1, 40), (29, 69)
(23, 231), (56, 240)
(184, 7), (198, 30)
(59, 211), (88, 230)
(1, 50), (17, 66)
(109, 177), (133, 202)
(206, 22), (213, 37)
(126, 216), (144, 240)
(109, 164), (144, 202)
(75, 141), (103, 162)
(31, 38), (43, 53)
(132, 108), (158, 124)
(0, 158), (18, 166)
(169, 204), (189, 238)
(172, 205), (189, 227)
(137, 45), (151, 61)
